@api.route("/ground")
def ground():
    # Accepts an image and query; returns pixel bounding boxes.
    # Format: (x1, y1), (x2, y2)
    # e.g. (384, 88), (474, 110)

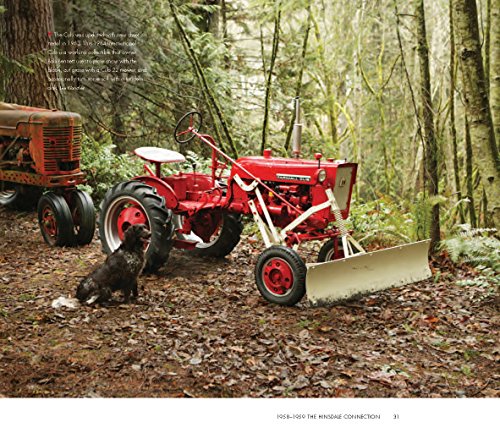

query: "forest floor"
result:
(0, 206), (498, 398)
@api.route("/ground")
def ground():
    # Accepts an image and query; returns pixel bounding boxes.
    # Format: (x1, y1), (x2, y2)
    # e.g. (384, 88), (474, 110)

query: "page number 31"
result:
(393, 414), (400, 419)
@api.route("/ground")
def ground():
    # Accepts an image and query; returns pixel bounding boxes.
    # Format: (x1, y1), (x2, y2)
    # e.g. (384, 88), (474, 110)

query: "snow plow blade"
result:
(306, 240), (432, 306)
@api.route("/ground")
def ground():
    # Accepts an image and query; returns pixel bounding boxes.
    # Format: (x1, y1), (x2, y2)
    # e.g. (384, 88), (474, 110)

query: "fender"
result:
(133, 175), (179, 210)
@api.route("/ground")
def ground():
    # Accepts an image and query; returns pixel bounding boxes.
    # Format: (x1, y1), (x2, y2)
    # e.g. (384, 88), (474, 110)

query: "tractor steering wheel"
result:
(174, 111), (203, 144)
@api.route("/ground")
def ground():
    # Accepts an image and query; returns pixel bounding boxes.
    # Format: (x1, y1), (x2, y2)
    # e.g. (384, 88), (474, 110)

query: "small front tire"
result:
(69, 190), (96, 245)
(317, 238), (345, 262)
(255, 245), (307, 306)
(37, 193), (75, 246)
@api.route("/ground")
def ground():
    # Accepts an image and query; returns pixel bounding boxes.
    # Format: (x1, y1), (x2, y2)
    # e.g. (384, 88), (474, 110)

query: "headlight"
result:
(318, 169), (327, 182)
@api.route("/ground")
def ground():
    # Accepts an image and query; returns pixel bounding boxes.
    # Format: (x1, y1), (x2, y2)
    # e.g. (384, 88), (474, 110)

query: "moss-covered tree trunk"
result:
(416, 0), (440, 251)
(449, 0), (465, 224)
(261, 3), (281, 153)
(465, 117), (477, 227)
(490, 0), (500, 145)
(453, 0), (500, 229)
(2, 0), (63, 108)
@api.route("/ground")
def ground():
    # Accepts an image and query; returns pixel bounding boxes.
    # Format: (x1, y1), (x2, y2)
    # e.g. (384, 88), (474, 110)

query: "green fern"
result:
(442, 225), (499, 271)
(349, 194), (446, 247)
(442, 226), (499, 301)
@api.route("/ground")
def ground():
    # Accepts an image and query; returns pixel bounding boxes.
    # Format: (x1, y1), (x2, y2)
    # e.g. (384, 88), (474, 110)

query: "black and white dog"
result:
(76, 224), (151, 304)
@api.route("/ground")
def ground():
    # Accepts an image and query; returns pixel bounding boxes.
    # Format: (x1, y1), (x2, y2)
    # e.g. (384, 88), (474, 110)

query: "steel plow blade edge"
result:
(305, 240), (432, 306)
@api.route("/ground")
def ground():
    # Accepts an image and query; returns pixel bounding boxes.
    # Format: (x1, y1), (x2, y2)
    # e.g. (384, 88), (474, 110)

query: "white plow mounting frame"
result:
(235, 174), (432, 305)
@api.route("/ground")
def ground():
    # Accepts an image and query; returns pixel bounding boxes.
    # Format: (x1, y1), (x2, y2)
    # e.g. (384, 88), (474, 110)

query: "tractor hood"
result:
(0, 102), (81, 137)
(230, 155), (357, 187)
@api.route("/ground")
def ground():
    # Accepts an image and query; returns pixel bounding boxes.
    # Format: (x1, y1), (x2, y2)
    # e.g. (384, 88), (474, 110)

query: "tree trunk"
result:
(464, 117), (477, 227)
(449, 0), (465, 224)
(312, 10), (338, 151)
(416, 0), (440, 251)
(261, 3), (281, 153)
(490, 0), (500, 145)
(484, 0), (491, 94)
(2, 0), (63, 109)
(284, 3), (312, 152)
(453, 0), (499, 229)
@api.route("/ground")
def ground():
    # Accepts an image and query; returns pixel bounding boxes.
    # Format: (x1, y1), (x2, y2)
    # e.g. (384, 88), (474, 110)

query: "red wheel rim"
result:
(262, 258), (294, 296)
(41, 206), (58, 238)
(116, 203), (148, 240)
(192, 212), (222, 244)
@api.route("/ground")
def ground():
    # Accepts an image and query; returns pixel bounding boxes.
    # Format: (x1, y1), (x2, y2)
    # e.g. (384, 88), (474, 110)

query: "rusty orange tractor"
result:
(0, 102), (95, 246)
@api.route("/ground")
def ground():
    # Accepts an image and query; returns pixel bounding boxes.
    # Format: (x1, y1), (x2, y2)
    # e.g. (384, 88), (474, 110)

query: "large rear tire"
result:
(99, 181), (174, 272)
(192, 212), (242, 257)
(255, 245), (307, 306)
(37, 193), (75, 246)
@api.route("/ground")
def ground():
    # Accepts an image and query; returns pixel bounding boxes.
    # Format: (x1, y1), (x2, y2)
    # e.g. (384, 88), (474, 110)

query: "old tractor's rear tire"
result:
(0, 183), (42, 211)
(37, 193), (75, 247)
(99, 181), (174, 272)
(318, 238), (345, 262)
(255, 245), (307, 306)
(69, 190), (95, 245)
(191, 212), (242, 257)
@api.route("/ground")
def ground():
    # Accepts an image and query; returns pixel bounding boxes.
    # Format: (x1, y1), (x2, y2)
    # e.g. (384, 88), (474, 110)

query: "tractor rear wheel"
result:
(0, 182), (42, 211)
(191, 212), (242, 257)
(99, 181), (174, 272)
(37, 192), (75, 246)
(68, 190), (95, 245)
(255, 245), (307, 306)
(318, 238), (345, 262)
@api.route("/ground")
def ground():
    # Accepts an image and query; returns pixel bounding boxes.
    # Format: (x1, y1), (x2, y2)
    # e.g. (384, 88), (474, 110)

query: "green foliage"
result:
(442, 226), (499, 271)
(183, 150), (213, 175)
(348, 193), (446, 247)
(442, 226), (499, 300)
(349, 197), (414, 247)
(79, 135), (143, 203)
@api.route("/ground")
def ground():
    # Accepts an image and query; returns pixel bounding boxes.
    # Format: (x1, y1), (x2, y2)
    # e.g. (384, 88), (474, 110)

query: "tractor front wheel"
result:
(1, 183), (42, 211)
(37, 193), (75, 246)
(317, 238), (345, 262)
(255, 245), (307, 306)
(99, 181), (174, 272)
(68, 190), (95, 245)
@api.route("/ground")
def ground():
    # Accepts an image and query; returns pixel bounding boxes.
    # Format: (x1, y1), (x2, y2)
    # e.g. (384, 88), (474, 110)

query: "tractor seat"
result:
(134, 147), (186, 164)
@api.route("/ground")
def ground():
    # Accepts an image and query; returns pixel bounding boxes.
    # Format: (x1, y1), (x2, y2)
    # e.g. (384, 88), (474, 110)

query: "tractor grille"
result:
(42, 126), (82, 172)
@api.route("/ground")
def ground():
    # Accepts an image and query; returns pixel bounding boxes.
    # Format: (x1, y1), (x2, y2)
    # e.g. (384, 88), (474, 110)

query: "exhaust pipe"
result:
(292, 96), (302, 159)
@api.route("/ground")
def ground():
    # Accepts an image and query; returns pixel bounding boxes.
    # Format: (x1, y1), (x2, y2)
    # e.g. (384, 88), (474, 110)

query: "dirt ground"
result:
(0, 206), (498, 398)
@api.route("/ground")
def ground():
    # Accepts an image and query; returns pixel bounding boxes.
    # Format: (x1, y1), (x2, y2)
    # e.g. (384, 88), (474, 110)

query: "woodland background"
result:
(2, 0), (499, 248)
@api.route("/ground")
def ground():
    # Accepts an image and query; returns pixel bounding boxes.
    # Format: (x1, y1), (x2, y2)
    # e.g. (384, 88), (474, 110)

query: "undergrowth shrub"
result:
(348, 193), (445, 247)
(441, 226), (499, 301)
(78, 135), (144, 203)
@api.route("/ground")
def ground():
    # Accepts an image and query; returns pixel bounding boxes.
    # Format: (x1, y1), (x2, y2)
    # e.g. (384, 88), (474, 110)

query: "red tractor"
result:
(99, 108), (431, 306)
(0, 102), (95, 246)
